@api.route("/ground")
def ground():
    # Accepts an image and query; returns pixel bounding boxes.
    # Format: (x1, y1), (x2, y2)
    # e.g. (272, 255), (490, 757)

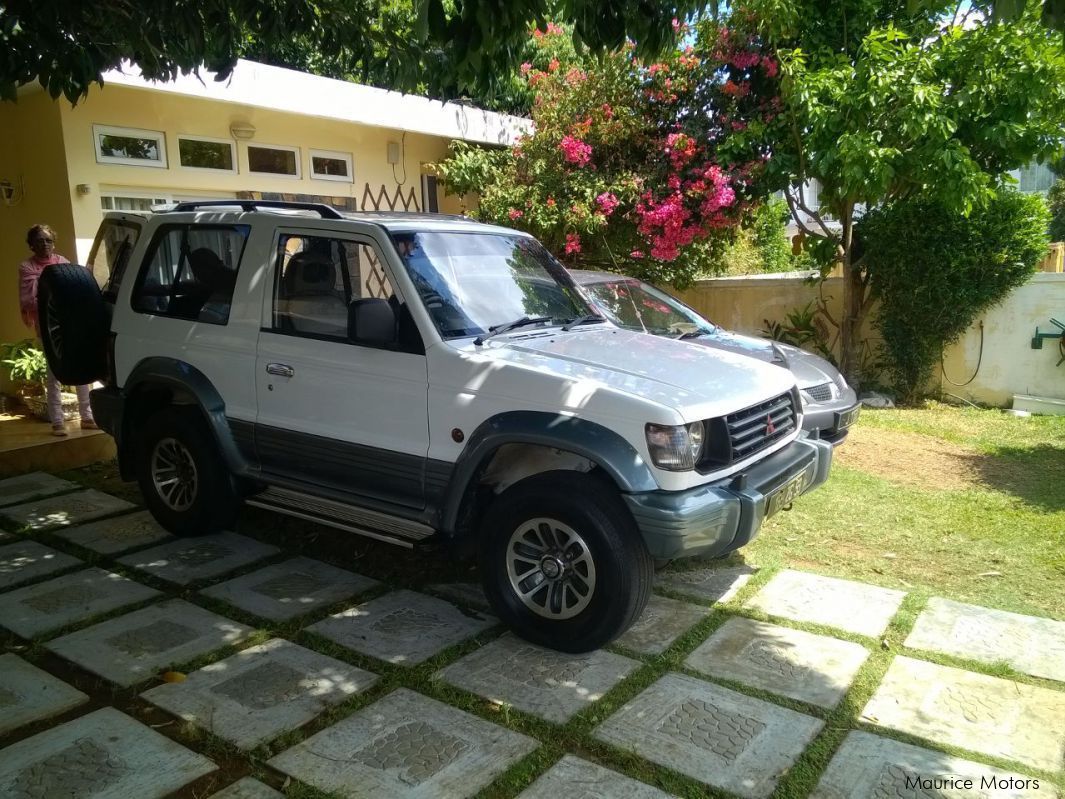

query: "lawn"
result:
(748, 401), (1065, 619)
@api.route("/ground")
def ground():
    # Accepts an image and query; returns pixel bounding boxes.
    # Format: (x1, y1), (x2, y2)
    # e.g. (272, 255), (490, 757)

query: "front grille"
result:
(702, 391), (797, 468)
(805, 382), (834, 402)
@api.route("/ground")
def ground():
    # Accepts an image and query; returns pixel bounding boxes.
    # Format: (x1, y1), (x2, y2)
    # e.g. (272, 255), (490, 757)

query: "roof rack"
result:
(168, 200), (343, 219)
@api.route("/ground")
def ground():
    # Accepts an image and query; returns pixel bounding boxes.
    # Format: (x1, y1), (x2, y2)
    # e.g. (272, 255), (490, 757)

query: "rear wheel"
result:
(479, 471), (652, 653)
(37, 264), (109, 385)
(135, 408), (239, 536)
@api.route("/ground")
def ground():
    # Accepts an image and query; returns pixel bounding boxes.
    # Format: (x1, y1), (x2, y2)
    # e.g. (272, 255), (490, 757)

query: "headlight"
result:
(645, 421), (705, 470)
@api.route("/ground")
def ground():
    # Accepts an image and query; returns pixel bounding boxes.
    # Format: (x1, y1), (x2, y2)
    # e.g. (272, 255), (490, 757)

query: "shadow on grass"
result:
(961, 444), (1065, 513)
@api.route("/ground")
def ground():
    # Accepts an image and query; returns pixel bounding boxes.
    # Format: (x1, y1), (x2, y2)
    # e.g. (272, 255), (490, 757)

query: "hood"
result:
(688, 331), (842, 390)
(461, 327), (797, 421)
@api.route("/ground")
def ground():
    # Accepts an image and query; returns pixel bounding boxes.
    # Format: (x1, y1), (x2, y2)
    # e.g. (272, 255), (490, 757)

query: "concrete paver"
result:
(685, 617), (869, 708)
(0, 473), (77, 508)
(744, 569), (906, 637)
(425, 582), (491, 611)
(0, 541), (81, 590)
(861, 656), (1065, 772)
(0, 653), (88, 735)
(47, 599), (254, 687)
(656, 564), (757, 604)
(437, 633), (640, 724)
(905, 597), (1065, 683)
(201, 556), (377, 621)
(517, 755), (677, 798)
(117, 532), (280, 585)
(309, 589), (496, 665)
(0, 489), (136, 531)
(0, 707), (215, 798)
(269, 688), (537, 799)
(53, 510), (172, 555)
(0, 566), (160, 638)
(594, 672), (824, 799)
(812, 730), (1053, 799)
(142, 638), (378, 750)
(616, 594), (711, 655)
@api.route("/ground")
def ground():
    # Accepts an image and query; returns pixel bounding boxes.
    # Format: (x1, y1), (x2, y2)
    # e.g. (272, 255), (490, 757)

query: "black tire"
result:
(479, 471), (652, 653)
(135, 407), (239, 537)
(37, 263), (110, 385)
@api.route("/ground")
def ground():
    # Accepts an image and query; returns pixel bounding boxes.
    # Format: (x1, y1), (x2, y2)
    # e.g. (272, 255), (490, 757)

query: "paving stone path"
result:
(0, 474), (1063, 798)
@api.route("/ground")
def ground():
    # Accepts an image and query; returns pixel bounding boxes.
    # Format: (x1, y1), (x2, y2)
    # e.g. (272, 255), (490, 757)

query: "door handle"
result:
(266, 363), (295, 378)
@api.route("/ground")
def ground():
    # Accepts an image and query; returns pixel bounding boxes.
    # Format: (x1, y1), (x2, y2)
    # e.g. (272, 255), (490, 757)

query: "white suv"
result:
(39, 200), (833, 652)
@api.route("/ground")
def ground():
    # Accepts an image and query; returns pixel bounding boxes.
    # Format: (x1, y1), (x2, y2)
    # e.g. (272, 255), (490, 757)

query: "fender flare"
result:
(122, 357), (250, 476)
(439, 410), (658, 533)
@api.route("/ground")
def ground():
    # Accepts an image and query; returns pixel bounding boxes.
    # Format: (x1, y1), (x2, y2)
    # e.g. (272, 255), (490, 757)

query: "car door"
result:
(254, 227), (430, 509)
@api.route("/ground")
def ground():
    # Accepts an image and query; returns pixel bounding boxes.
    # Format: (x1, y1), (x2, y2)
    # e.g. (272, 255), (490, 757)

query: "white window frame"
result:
(176, 135), (238, 174)
(309, 149), (354, 183)
(245, 143), (302, 179)
(93, 125), (168, 168)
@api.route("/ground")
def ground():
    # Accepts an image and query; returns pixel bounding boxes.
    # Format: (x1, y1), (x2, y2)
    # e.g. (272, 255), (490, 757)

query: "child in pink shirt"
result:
(17, 224), (95, 436)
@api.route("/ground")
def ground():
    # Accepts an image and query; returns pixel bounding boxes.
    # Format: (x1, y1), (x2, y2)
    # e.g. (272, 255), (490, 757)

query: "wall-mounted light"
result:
(0, 175), (24, 206)
(229, 123), (256, 140)
(75, 183), (92, 196)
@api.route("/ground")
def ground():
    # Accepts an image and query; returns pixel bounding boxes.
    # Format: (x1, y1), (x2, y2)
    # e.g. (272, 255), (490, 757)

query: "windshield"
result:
(391, 232), (593, 339)
(581, 278), (716, 336)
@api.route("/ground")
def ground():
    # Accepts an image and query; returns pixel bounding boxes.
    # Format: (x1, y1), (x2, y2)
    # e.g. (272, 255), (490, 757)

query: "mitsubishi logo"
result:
(765, 414), (776, 435)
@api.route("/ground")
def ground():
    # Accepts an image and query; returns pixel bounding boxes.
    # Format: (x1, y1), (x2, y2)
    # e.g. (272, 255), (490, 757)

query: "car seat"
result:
(279, 250), (348, 337)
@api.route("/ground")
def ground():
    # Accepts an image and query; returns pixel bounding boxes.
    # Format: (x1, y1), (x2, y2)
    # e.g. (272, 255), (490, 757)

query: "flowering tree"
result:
(436, 23), (782, 287)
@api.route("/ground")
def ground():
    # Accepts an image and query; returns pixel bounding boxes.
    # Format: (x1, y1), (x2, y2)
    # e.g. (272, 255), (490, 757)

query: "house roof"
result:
(87, 59), (530, 146)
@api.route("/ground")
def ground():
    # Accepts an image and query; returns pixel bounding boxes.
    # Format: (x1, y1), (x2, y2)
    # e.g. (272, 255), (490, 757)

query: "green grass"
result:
(15, 402), (1063, 798)
(749, 403), (1065, 619)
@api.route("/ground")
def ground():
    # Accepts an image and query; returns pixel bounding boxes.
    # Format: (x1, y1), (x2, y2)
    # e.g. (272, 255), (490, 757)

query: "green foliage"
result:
(0, 339), (47, 384)
(761, 301), (837, 363)
(859, 188), (1050, 402)
(0, 0), (695, 105)
(1048, 177), (1065, 242)
(750, 198), (792, 273)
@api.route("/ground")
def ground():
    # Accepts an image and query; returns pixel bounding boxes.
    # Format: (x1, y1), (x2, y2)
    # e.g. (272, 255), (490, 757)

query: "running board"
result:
(246, 486), (436, 549)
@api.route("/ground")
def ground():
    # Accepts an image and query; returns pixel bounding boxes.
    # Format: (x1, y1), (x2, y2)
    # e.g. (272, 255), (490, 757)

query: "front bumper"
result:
(803, 391), (860, 447)
(624, 437), (833, 560)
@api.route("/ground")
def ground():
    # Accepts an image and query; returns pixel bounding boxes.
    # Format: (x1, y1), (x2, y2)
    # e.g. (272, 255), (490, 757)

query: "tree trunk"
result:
(838, 204), (864, 389)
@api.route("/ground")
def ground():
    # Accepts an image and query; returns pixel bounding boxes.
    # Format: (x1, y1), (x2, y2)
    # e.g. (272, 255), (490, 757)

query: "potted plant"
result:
(0, 339), (78, 420)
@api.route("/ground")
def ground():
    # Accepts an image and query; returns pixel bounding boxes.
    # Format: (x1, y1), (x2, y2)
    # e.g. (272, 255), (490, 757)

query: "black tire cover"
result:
(37, 263), (110, 385)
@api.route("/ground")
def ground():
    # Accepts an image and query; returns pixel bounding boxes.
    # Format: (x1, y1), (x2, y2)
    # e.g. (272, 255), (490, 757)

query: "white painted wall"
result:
(941, 273), (1065, 406)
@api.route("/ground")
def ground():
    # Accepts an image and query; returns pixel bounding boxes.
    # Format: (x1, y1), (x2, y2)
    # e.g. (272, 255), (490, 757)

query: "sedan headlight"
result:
(645, 421), (705, 470)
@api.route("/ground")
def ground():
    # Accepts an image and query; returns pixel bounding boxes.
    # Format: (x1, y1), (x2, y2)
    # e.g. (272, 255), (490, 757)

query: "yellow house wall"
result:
(0, 93), (76, 348)
(940, 273), (1065, 406)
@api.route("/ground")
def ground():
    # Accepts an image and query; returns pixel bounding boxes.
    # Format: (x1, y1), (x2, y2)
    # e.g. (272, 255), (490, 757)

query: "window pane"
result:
(274, 235), (357, 338)
(133, 225), (249, 323)
(89, 220), (141, 299)
(248, 146), (297, 175)
(99, 134), (160, 161)
(312, 155), (348, 177)
(179, 139), (234, 170)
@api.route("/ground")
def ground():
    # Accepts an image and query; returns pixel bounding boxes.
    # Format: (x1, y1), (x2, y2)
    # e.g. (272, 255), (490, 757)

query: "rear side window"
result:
(88, 219), (142, 301)
(132, 224), (249, 324)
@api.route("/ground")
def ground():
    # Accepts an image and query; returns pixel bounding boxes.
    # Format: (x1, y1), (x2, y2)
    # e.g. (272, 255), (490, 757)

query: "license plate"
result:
(835, 405), (861, 431)
(766, 465), (814, 518)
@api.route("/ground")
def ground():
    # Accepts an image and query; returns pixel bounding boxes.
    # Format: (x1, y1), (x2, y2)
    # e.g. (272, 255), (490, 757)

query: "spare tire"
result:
(38, 263), (110, 385)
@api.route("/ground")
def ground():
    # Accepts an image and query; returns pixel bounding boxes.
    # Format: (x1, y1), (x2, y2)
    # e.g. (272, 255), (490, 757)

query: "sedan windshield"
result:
(581, 278), (716, 336)
(391, 232), (593, 339)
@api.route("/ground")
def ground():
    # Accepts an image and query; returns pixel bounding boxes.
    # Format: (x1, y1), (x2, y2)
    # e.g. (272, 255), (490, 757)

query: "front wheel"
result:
(479, 471), (652, 653)
(135, 408), (239, 536)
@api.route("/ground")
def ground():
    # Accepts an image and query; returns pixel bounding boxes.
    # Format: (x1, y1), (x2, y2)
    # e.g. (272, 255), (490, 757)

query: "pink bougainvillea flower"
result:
(630, 250), (644, 259)
(548, 58), (560, 72)
(761, 56), (779, 78)
(508, 208), (524, 220)
(559, 135), (593, 166)
(520, 62), (532, 76)
(546, 197), (556, 207)
(601, 103), (614, 119)
(564, 232), (582, 254)
(595, 192), (619, 216)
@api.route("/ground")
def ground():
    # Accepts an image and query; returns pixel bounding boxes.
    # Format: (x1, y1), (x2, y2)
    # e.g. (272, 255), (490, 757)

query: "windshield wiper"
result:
(474, 316), (552, 345)
(676, 330), (706, 340)
(561, 314), (606, 331)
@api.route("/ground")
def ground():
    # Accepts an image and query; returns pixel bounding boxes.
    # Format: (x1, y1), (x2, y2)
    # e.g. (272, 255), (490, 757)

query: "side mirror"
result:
(348, 298), (396, 345)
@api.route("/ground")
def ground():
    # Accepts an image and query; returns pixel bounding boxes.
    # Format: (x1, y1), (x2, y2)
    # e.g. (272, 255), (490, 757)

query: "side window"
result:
(131, 224), (248, 324)
(88, 219), (141, 300)
(272, 235), (397, 341)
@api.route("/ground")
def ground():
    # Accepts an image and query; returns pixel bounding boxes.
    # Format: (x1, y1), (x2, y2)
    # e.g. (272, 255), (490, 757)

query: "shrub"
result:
(858, 188), (1050, 402)
(1049, 177), (1065, 242)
